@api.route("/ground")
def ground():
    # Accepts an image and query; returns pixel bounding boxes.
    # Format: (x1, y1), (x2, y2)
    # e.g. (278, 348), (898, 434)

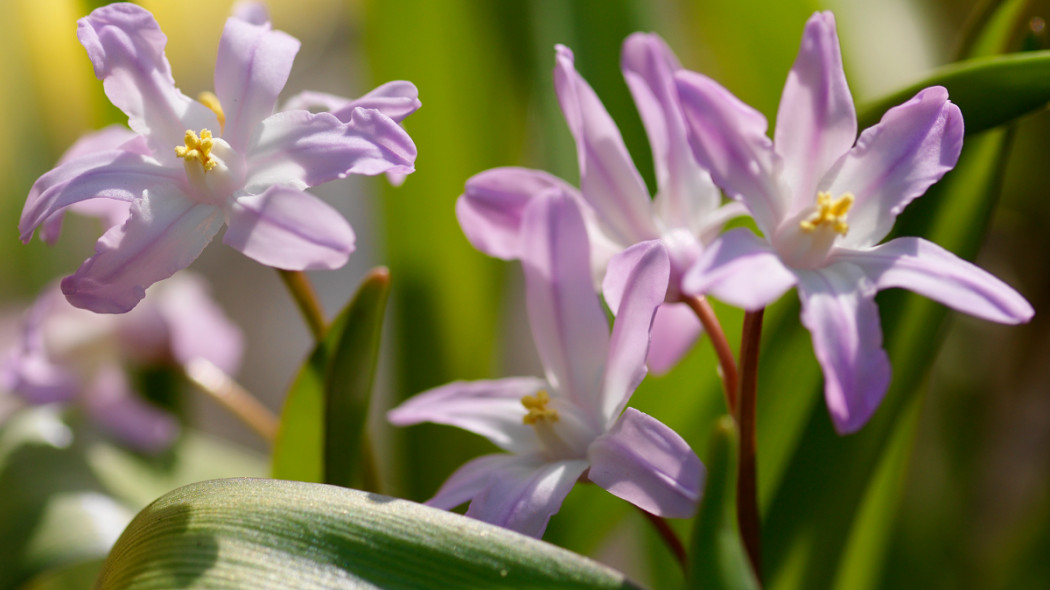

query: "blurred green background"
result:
(0, 0), (1048, 588)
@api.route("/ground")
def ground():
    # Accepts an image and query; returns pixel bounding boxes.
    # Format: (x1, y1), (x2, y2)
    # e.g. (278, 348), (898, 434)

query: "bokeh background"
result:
(1, 0), (1048, 588)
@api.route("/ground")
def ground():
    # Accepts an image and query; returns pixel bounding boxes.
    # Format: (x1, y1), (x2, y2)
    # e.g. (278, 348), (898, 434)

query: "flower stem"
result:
(636, 506), (687, 572)
(684, 295), (739, 414)
(184, 358), (278, 443)
(737, 308), (764, 582)
(277, 269), (327, 342)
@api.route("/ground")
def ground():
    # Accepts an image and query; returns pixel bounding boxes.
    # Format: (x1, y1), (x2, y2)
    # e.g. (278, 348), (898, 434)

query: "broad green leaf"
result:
(857, 50), (1050, 135)
(688, 417), (760, 590)
(323, 268), (390, 490)
(94, 478), (643, 590)
(271, 269), (389, 484)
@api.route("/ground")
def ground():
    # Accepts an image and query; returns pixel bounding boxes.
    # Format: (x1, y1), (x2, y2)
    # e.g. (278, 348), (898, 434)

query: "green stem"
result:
(184, 358), (278, 443)
(278, 269), (327, 342)
(737, 309), (764, 583)
(684, 295), (739, 414)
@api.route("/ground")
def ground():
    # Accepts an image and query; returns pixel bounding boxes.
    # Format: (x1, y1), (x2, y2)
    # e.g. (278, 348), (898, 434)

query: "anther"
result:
(175, 129), (217, 171)
(521, 390), (559, 425)
(800, 191), (854, 235)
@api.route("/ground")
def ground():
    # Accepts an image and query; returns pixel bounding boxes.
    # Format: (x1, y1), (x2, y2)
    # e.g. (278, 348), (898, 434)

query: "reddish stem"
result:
(684, 295), (739, 414)
(637, 506), (687, 572)
(737, 309), (764, 583)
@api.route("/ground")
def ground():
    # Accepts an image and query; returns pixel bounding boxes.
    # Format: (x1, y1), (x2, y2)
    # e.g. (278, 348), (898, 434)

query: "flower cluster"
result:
(14, 3), (1035, 547)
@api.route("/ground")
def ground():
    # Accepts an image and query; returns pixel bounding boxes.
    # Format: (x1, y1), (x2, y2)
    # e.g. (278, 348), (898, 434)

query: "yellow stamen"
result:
(198, 91), (226, 133)
(800, 191), (854, 235)
(175, 129), (217, 171)
(521, 390), (559, 425)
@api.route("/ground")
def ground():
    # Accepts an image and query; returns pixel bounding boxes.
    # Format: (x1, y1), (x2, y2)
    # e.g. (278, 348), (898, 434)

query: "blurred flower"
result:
(1, 273), (242, 452)
(675, 11), (1034, 433)
(20, 2), (418, 313)
(456, 37), (743, 374)
(389, 191), (702, 537)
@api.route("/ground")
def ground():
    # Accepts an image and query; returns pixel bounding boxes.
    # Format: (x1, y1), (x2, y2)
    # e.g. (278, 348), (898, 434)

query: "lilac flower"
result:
(389, 191), (702, 537)
(456, 36), (743, 373)
(1, 273), (242, 452)
(19, 3), (417, 313)
(674, 12), (1034, 433)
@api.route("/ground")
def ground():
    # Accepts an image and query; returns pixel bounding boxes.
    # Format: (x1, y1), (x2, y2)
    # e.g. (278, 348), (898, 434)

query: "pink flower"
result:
(2, 273), (242, 452)
(20, 3), (417, 313)
(456, 37), (742, 373)
(389, 191), (702, 537)
(675, 12), (1034, 433)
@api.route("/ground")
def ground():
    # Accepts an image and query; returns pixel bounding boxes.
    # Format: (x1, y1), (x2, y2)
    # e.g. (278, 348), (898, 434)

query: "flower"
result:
(1, 273), (242, 452)
(388, 191), (702, 537)
(20, 3), (417, 313)
(674, 12), (1034, 433)
(456, 36), (743, 373)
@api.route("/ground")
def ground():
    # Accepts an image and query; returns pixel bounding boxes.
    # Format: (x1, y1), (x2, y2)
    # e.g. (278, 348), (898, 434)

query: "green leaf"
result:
(688, 417), (760, 590)
(271, 269), (390, 486)
(323, 268), (390, 490)
(94, 478), (643, 590)
(857, 50), (1050, 135)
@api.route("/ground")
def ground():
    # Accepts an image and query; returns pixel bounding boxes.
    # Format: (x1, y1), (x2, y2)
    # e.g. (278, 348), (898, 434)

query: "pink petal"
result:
(774, 11), (857, 214)
(554, 45), (657, 245)
(426, 453), (525, 510)
(224, 186), (354, 270)
(683, 228), (798, 310)
(621, 33), (721, 232)
(600, 241), (669, 423)
(244, 108), (416, 190)
(387, 377), (548, 453)
(21, 150), (176, 244)
(646, 303), (703, 375)
(675, 69), (784, 235)
(60, 188), (224, 314)
(824, 86), (964, 248)
(83, 364), (179, 453)
(588, 408), (702, 518)
(797, 265), (891, 434)
(465, 457), (589, 538)
(214, 16), (300, 151)
(456, 167), (579, 260)
(77, 3), (217, 156)
(837, 237), (1034, 324)
(521, 192), (610, 416)
(232, 1), (270, 25)
(283, 81), (421, 124)
(153, 273), (244, 374)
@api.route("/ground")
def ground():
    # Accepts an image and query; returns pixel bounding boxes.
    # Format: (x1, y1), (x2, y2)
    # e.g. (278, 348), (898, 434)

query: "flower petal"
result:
(426, 453), (526, 510)
(2, 292), (78, 405)
(837, 237), (1034, 324)
(599, 241), (669, 423)
(465, 457), (589, 538)
(224, 186), (354, 270)
(683, 227), (798, 310)
(774, 11), (857, 214)
(521, 192), (610, 416)
(456, 167), (579, 260)
(83, 364), (179, 453)
(21, 150), (175, 244)
(554, 44), (656, 245)
(646, 303), (703, 375)
(675, 69), (784, 235)
(245, 108), (416, 190)
(588, 408), (702, 518)
(214, 16), (300, 151)
(285, 81), (422, 124)
(77, 3), (217, 155)
(60, 188), (224, 313)
(621, 33), (721, 232)
(154, 273), (244, 374)
(796, 265), (891, 434)
(824, 86), (964, 248)
(387, 377), (548, 453)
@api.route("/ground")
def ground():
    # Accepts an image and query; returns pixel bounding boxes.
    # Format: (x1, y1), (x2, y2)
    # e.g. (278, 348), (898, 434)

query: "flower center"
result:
(799, 191), (854, 236)
(522, 390), (559, 425)
(175, 129), (218, 172)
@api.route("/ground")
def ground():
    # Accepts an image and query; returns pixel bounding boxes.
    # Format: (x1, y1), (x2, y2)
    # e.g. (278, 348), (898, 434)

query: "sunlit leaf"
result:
(94, 478), (643, 590)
